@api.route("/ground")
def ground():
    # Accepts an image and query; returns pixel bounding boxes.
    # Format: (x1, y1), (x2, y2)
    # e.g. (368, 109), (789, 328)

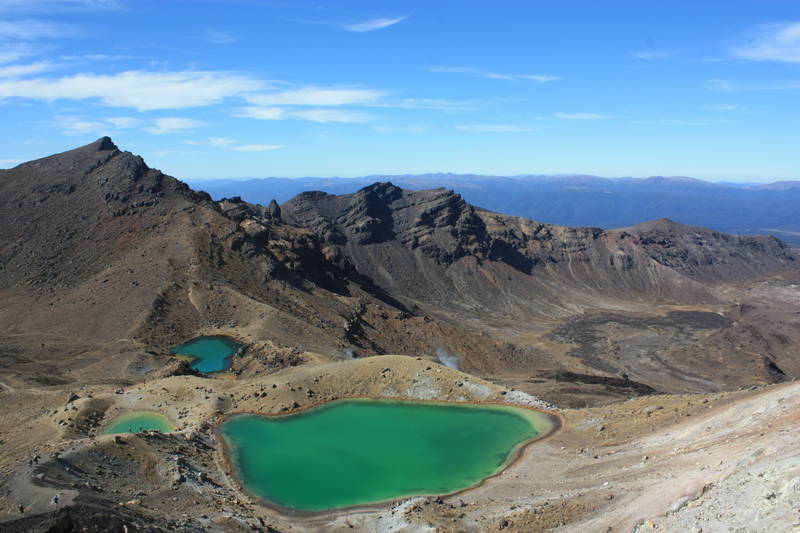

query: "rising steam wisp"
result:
(436, 348), (459, 370)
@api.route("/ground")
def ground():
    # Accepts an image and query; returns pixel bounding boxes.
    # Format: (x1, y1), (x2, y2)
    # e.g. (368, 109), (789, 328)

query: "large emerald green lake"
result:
(103, 411), (175, 435)
(170, 336), (240, 373)
(220, 399), (554, 512)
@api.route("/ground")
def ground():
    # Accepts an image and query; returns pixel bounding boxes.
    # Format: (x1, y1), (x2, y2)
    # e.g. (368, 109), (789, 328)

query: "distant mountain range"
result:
(188, 174), (800, 244)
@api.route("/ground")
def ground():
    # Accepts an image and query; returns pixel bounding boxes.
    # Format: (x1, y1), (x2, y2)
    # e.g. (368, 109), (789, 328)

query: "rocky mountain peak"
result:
(351, 181), (404, 200)
(633, 218), (685, 230)
(282, 183), (491, 264)
(94, 135), (119, 152)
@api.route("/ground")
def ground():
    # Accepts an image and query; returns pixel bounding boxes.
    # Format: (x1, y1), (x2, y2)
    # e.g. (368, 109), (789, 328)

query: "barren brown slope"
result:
(0, 140), (539, 388)
(0, 137), (222, 385)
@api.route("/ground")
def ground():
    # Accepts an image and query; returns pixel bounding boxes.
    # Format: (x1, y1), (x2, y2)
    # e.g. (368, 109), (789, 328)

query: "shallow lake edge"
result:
(215, 397), (562, 517)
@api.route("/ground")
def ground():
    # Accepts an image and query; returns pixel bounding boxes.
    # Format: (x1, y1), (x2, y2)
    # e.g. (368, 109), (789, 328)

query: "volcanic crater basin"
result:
(170, 336), (241, 373)
(219, 398), (557, 512)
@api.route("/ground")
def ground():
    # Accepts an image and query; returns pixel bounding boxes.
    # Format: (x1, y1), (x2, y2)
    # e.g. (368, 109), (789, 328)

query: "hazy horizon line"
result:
(184, 172), (798, 185)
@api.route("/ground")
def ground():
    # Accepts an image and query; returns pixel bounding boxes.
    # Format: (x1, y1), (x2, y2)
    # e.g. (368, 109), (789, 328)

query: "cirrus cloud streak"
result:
(555, 112), (612, 120)
(235, 106), (375, 123)
(456, 124), (532, 132)
(232, 144), (283, 152)
(732, 22), (800, 63)
(341, 16), (408, 32)
(430, 65), (559, 83)
(0, 70), (263, 110)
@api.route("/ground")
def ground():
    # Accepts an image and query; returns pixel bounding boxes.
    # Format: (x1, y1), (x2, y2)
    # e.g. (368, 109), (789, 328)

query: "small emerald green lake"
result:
(170, 336), (240, 373)
(103, 412), (175, 435)
(220, 399), (555, 512)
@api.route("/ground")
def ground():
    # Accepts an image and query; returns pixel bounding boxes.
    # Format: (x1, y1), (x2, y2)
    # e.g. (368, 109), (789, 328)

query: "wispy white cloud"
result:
(235, 106), (285, 120)
(55, 114), (140, 135)
(104, 116), (140, 128)
(185, 137), (281, 151)
(555, 112), (612, 120)
(633, 50), (673, 60)
(0, 0), (120, 13)
(203, 29), (239, 44)
(1, 63), (478, 128)
(209, 136), (235, 146)
(55, 115), (109, 135)
(706, 104), (738, 111)
(659, 119), (708, 126)
(371, 124), (428, 133)
(342, 15), (408, 32)
(292, 108), (373, 122)
(144, 117), (204, 134)
(232, 144), (283, 152)
(430, 65), (559, 83)
(446, 67), (484, 79)
(60, 53), (134, 62)
(732, 22), (800, 63)
(247, 87), (385, 107)
(0, 70), (263, 110)
(707, 78), (737, 92)
(0, 19), (75, 39)
(707, 77), (800, 92)
(0, 43), (35, 64)
(236, 106), (374, 123)
(239, 87), (474, 120)
(456, 124), (532, 132)
(0, 158), (23, 166)
(0, 61), (51, 77)
(368, 97), (475, 112)
(238, 86), (386, 123)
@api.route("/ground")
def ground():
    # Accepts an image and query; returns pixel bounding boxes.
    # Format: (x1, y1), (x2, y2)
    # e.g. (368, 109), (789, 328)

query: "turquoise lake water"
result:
(170, 336), (240, 373)
(220, 399), (553, 511)
(103, 411), (175, 434)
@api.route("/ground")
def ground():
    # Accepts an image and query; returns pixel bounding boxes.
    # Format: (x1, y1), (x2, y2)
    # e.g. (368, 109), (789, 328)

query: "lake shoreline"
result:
(215, 396), (562, 517)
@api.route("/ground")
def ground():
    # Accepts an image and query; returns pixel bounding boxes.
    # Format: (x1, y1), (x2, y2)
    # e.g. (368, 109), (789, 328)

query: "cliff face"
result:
(280, 182), (795, 319)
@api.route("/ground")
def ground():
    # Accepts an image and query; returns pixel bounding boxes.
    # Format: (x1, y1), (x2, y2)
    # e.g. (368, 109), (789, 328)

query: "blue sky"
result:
(0, 0), (799, 181)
